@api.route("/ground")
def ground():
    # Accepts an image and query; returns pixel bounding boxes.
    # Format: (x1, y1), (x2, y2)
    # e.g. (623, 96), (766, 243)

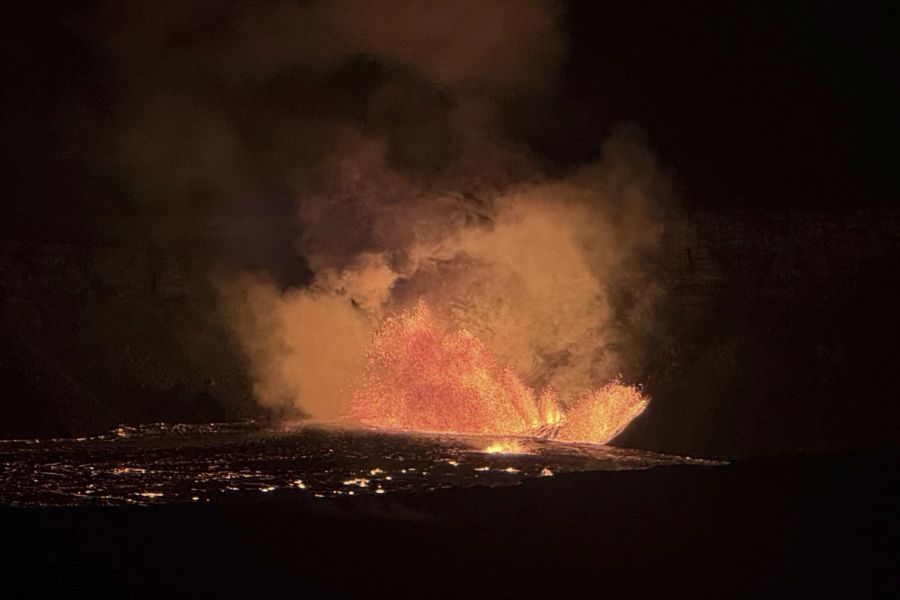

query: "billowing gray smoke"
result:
(97, 1), (674, 419)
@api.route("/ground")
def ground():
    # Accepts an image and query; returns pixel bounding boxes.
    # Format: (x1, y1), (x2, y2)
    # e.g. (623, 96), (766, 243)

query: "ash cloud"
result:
(95, 0), (674, 418)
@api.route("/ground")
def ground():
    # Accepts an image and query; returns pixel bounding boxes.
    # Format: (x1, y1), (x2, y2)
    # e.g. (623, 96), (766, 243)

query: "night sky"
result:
(3, 1), (897, 228)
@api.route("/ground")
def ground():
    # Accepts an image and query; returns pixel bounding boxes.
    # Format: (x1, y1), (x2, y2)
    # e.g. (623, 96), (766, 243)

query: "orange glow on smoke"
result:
(345, 301), (647, 445)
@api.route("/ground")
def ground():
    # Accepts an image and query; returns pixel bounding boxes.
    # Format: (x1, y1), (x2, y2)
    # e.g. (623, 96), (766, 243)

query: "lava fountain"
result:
(345, 301), (648, 445)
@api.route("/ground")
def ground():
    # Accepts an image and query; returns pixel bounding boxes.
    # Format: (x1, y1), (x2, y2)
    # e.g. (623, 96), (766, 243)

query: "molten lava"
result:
(554, 383), (649, 444)
(345, 302), (648, 445)
(482, 440), (527, 454)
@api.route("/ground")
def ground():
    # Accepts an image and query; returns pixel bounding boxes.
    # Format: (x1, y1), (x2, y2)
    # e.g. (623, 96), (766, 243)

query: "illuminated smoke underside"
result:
(346, 302), (648, 444)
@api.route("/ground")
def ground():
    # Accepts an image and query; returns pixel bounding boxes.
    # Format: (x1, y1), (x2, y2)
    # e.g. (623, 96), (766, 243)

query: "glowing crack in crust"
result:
(345, 301), (648, 445)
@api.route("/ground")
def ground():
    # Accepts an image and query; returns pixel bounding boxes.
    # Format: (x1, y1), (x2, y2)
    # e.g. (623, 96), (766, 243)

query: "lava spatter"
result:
(346, 302), (647, 444)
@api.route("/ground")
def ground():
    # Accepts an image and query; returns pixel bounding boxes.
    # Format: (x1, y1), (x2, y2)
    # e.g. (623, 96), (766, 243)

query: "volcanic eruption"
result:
(221, 128), (669, 448)
(225, 134), (668, 444)
(347, 301), (648, 444)
(202, 0), (671, 446)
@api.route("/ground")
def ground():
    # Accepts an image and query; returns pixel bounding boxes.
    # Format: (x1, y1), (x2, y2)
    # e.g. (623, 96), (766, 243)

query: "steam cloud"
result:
(97, 1), (673, 419)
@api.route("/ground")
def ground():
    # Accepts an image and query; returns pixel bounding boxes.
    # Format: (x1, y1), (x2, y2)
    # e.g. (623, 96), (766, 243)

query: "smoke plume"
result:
(95, 1), (673, 419)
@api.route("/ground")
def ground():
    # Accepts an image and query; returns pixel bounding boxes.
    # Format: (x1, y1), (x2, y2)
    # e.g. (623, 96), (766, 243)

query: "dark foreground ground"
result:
(2, 452), (898, 598)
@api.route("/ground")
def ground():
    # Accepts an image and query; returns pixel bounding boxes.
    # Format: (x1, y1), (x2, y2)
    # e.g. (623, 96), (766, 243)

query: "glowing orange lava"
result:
(482, 440), (527, 454)
(345, 301), (647, 445)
